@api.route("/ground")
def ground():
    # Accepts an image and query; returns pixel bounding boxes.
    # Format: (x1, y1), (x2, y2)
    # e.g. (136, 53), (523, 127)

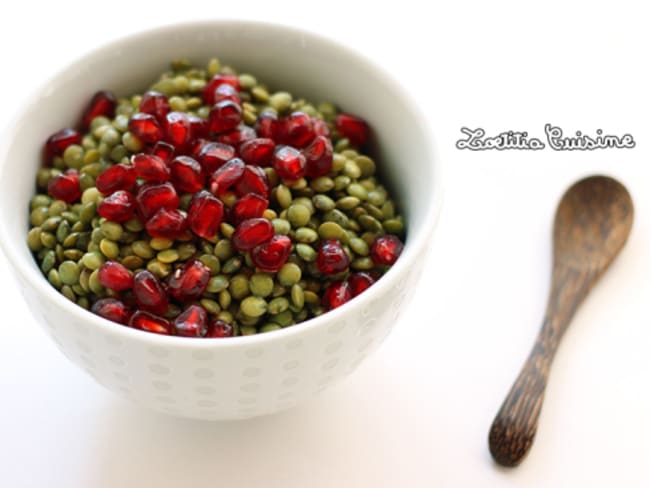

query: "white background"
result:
(1, 1), (649, 486)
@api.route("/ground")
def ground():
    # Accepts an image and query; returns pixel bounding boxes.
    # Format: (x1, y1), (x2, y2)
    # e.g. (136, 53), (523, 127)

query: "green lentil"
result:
(269, 91), (292, 113)
(40, 232), (57, 249)
(99, 239), (120, 260)
(303, 290), (320, 306)
(291, 284), (305, 309)
(122, 131), (144, 152)
(364, 203), (385, 221)
(296, 243), (317, 262)
(147, 260), (171, 278)
(260, 324), (281, 333)
(382, 200), (396, 219)
(351, 257), (374, 270)
(132, 240), (155, 259)
(213, 239), (234, 261)
(100, 221), (123, 241)
(89, 270), (104, 294)
(347, 183), (369, 200)
(207, 275), (229, 293)
(63, 249), (83, 261)
(349, 237), (369, 256)
(81, 251), (105, 270)
(124, 218), (144, 233)
(81, 187), (102, 205)
(48, 269), (62, 289)
(59, 261), (80, 285)
(336, 196), (361, 211)
(240, 326), (257, 336)
(61, 285), (76, 302)
(277, 263), (302, 287)
(27, 227), (43, 251)
(157, 249), (180, 263)
(230, 274), (250, 300)
(272, 218), (291, 235)
(276, 184), (292, 209)
(218, 290), (232, 310)
(287, 204), (311, 227)
(200, 298), (221, 314)
(383, 218), (404, 235)
(199, 254), (221, 275)
(249, 273), (274, 297)
(318, 221), (348, 241)
(150, 237), (173, 251)
(295, 227), (318, 243)
(313, 194), (336, 211)
(273, 309), (294, 327)
(222, 256), (242, 274)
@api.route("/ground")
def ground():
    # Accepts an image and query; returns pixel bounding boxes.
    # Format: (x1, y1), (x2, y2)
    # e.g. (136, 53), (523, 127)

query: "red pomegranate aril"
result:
(91, 298), (131, 325)
(251, 234), (292, 272)
(145, 208), (187, 239)
(128, 112), (164, 144)
(139, 91), (170, 122)
(97, 190), (135, 222)
(370, 235), (404, 265)
(232, 218), (274, 251)
(165, 111), (192, 149)
(213, 83), (241, 104)
(45, 128), (82, 161)
(95, 163), (136, 194)
(255, 110), (278, 139)
(47, 169), (81, 203)
(303, 135), (333, 177)
(168, 259), (210, 301)
(187, 114), (209, 139)
(272, 145), (306, 180)
(323, 280), (352, 310)
(312, 118), (330, 138)
(239, 138), (275, 166)
(202, 73), (241, 105)
(151, 141), (175, 164)
(206, 319), (234, 338)
(347, 272), (376, 297)
(98, 261), (134, 291)
(174, 304), (208, 337)
(232, 194), (268, 223)
(216, 125), (255, 148)
(136, 182), (179, 219)
(82, 90), (116, 130)
(197, 142), (236, 173)
(133, 270), (168, 315)
(234, 165), (270, 198)
(170, 156), (204, 193)
(130, 311), (174, 335)
(208, 100), (242, 134)
(132, 152), (170, 182)
(209, 157), (245, 194)
(187, 190), (224, 239)
(317, 239), (350, 275)
(335, 113), (369, 147)
(278, 111), (315, 147)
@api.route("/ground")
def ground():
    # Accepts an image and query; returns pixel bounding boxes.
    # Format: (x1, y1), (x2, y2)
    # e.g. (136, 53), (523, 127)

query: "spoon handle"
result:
(488, 265), (592, 467)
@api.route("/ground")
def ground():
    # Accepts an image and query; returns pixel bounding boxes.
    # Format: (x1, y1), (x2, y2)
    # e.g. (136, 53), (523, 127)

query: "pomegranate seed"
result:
(239, 138), (275, 166)
(95, 163), (136, 194)
(347, 272), (375, 297)
(213, 83), (241, 104)
(272, 146), (306, 180)
(165, 111), (192, 149)
(45, 128), (81, 161)
(133, 270), (168, 315)
(190, 138), (210, 158)
(197, 142), (236, 173)
(174, 304), (208, 337)
(202, 320), (232, 338)
(370, 235), (404, 265)
(97, 190), (135, 222)
(251, 234), (292, 272)
(91, 297), (131, 325)
(216, 125), (255, 148)
(234, 165), (269, 198)
(145, 208), (187, 239)
(202, 73), (241, 105)
(312, 118), (331, 138)
(255, 111), (278, 140)
(322, 281), (352, 310)
(132, 153), (170, 182)
(303, 135), (333, 177)
(232, 218), (274, 251)
(206, 319), (234, 338)
(187, 114), (209, 139)
(317, 239), (350, 275)
(208, 100), (242, 134)
(98, 261), (134, 291)
(47, 169), (81, 203)
(278, 111), (315, 147)
(335, 113), (369, 146)
(136, 182), (179, 220)
(209, 157), (245, 194)
(187, 190), (224, 239)
(151, 140), (175, 164)
(232, 194), (268, 223)
(82, 90), (116, 129)
(170, 156), (204, 193)
(139, 91), (170, 122)
(128, 112), (164, 144)
(167, 259), (210, 301)
(130, 311), (174, 335)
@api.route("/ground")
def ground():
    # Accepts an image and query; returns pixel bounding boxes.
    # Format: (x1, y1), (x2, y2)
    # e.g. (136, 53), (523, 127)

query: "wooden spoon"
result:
(488, 175), (634, 467)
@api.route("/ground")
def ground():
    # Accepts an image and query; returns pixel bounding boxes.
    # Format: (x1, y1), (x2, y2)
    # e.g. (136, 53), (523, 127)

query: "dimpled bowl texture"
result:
(0, 21), (442, 420)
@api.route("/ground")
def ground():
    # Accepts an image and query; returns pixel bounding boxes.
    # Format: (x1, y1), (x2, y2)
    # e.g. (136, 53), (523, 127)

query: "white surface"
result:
(0, 1), (649, 486)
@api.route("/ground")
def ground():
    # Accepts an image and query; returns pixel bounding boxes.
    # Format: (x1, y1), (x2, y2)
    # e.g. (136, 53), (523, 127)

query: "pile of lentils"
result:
(27, 58), (405, 338)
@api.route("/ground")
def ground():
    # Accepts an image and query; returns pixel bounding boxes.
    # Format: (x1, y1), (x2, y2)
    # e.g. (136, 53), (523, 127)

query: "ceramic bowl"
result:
(0, 20), (442, 420)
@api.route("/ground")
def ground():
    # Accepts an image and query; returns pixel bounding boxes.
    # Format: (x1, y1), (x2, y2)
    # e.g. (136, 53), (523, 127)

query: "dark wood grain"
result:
(488, 175), (634, 467)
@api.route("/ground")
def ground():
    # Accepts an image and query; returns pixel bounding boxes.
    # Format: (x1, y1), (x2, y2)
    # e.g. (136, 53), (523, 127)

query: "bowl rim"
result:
(0, 19), (444, 349)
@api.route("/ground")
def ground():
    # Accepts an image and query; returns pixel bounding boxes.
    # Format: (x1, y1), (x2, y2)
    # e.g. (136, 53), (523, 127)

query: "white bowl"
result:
(0, 20), (442, 420)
